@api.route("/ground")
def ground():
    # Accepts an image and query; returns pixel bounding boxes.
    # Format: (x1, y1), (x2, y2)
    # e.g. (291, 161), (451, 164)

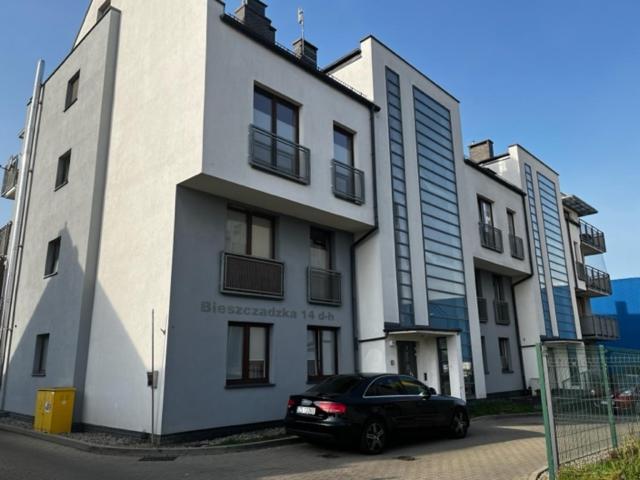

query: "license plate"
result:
(296, 406), (316, 415)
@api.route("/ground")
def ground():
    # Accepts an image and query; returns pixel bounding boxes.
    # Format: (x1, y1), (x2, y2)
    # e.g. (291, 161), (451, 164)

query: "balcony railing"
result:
(494, 300), (511, 325)
(249, 125), (310, 184)
(1, 156), (19, 199)
(221, 252), (284, 299)
(509, 234), (525, 260)
(580, 220), (606, 254)
(580, 315), (619, 341)
(479, 222), (503, 253)
(308, 267), (342, 306)
(0, 222), (12, 257)
(477, 297), (488, 323)
(332, 160), (364, 205)
(577, 262), (611, 296)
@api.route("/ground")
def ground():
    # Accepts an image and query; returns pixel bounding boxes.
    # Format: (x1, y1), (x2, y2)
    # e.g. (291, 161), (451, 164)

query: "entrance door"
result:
(397, 341), (418, 377)
(436, 337), (451, 396)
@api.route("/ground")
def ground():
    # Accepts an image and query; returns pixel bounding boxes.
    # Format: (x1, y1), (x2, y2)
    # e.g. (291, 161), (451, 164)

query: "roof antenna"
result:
(297, 7), (305, 46)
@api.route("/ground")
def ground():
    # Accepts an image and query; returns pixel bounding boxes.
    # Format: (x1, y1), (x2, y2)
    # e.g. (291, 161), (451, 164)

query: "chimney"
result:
(468, 139), (494, 163)
(234, 0), (276, 43)
(292, 38), (318, 67)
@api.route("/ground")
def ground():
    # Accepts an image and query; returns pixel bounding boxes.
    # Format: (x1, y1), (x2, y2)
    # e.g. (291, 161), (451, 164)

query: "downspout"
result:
(350, 104), (380, 373)
(511, 192), (535, 394)
(0, 60), (45, 409)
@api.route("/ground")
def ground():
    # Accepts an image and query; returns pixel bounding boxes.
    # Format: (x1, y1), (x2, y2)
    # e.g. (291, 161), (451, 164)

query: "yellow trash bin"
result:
(34, 387), (76, 434)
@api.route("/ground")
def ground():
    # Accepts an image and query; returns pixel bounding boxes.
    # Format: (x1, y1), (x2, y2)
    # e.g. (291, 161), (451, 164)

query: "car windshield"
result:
(307, 375), (360, 395)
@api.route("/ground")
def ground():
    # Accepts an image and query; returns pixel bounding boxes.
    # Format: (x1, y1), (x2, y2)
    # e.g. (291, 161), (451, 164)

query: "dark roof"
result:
(464, 159), (525, 196)
(562, 194), (598, 217)
(221, 14), (379, 111)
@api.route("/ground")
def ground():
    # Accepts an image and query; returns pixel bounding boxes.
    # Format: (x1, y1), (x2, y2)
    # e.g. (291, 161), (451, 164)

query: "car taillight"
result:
(287, 398), (296, 409)
(314, 401), (347, 415)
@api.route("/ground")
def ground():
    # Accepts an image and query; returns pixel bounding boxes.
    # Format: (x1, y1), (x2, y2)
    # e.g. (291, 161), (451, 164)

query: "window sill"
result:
(43, 271), (58, 279)
(225, 382), (275, 390)
(54, 180), (69, 192)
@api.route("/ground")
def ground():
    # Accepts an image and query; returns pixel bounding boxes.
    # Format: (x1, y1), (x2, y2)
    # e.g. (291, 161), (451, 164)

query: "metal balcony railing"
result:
(580, 315), (619, 340)
(585, 265), (612, 295)
(479, 222), (503, 253)
(220, 252), (284, 299)
(332, 160), (364, 205)
(477, 297), (488, 323)
(494, 300), (511, 325)
(0, 222), (12, 257)
(249, 125), (310, 184)
(308, 267), (342, 306)
(1, 156), (19, 199)
(580, 219), (606, 254)
(509, 234), (525, 260)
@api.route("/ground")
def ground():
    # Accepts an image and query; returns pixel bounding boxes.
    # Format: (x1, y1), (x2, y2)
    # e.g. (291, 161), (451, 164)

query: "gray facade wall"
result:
(476, 269), (524, 394)
(161, 187), (355, 434)
(1, 11), (120, 417)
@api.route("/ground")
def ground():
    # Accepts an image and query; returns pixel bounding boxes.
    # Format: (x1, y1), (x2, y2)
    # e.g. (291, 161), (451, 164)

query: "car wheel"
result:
(449, 409), (469, 439)
(360, 419), (387, 454)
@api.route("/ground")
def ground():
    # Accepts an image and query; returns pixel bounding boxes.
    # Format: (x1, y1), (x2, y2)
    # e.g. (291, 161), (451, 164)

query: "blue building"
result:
(592, 278), (640, 349)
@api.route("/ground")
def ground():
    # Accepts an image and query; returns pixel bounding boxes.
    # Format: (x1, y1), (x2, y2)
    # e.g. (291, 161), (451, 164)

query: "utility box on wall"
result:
(33, 387), (76, 434)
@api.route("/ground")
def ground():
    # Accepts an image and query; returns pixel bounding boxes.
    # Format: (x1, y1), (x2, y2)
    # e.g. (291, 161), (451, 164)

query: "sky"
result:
(0, 0), (639, 279)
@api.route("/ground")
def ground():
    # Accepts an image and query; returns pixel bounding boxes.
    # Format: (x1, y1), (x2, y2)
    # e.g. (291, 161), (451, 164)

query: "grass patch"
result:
(558, 439), (640, 480)
(468, 398), (540, 418)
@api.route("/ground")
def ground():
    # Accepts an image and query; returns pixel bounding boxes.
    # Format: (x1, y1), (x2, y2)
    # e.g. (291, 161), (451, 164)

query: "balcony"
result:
(580, 315), (619, 341)
(580, 220), (606, 255)
(0, 222), (12, 257)
(576, 262), (612, 296)
(221, 252), (284, 299)
(249, 125), (310, 184)
(509, 234), (525, 260)
(307, 267), (342, 306)
(332, 160), (364, 205)
(477, 297), (488, 323)
(1, 156), (19, 199)
(479, 222), (503, 253)
(494, 300), (511, 325)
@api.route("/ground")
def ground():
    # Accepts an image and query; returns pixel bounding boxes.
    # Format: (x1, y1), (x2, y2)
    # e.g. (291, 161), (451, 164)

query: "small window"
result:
(507, 210), (516, 236)
(55, 150), (71, 189)
(44, 237), (61, 277)
(225, 208), (274, 259)
(333, 126), (354, 166)
(498, 338), (512, 373)
(478, 197), (494, 226)
(481, 336), (489, 374)
(493, 274), (505, 301)
(226, 323), (270, 385)
(307, 327), (338, 381)
(97, 0), (111, 20)
(366, 376), (405, 397)
(310, 228), (332, 270)
(475, 270), (483, 298)
(65, 71), (80, 111)
(33, 334), (49, 376)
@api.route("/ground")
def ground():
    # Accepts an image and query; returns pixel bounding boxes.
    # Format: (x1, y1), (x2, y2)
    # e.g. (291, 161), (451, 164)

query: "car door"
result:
(399, 376), (439, 427)
(364, 375), (414, 429)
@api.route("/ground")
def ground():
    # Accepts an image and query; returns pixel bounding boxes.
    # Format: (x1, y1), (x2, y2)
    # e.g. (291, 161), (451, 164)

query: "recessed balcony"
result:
(479, 222), (503, 253)
(1, 156), (19, 200)
(576, 262), (612, 297)
(249, 124), (310, 185)
(221, 252), (284, 299)
(580, 315), (619, 341)
(580, 220), (606, 255)
(307, 267), (342, 306)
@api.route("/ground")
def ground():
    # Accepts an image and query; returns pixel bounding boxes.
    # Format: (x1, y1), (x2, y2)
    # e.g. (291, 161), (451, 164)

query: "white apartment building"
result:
(0, 0), (614, 438)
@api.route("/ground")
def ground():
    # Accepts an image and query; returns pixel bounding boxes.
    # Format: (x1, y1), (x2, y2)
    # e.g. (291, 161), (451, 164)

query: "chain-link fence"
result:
(537, 343), (640, 479)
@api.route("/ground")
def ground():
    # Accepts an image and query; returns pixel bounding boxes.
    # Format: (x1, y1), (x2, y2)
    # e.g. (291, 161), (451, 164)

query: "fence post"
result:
(537, 343), (558, 479)
(599, 344), (618, 449)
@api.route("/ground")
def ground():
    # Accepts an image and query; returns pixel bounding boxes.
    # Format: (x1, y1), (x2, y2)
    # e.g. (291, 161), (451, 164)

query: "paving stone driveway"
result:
(0, 415), (546, 480)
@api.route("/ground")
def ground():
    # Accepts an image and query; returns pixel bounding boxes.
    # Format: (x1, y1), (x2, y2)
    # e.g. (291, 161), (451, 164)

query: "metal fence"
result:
(537, 343), (640, 479)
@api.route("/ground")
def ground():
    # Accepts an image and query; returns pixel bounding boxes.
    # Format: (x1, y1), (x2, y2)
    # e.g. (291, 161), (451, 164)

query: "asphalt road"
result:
(0, 415), (545, 480)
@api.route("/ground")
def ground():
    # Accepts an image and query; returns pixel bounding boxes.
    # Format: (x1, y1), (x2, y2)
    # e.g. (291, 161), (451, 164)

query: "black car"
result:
(285, 373), (469, 454)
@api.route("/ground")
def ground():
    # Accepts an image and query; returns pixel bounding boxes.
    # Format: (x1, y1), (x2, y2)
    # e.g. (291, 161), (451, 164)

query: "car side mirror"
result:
(428, 387), (437, 396)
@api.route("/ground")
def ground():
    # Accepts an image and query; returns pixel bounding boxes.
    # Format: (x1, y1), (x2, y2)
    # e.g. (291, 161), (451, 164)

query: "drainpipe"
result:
(510, 192), (535, 395)
(0, 60), (45, 409)
(350, 104), (379, 373)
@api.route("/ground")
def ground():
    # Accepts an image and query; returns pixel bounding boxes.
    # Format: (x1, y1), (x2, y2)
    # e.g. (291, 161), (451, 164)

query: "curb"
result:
(0, 423), (300, 457)
(528, 466), (548, 480)
(471, 412), (542, 422)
